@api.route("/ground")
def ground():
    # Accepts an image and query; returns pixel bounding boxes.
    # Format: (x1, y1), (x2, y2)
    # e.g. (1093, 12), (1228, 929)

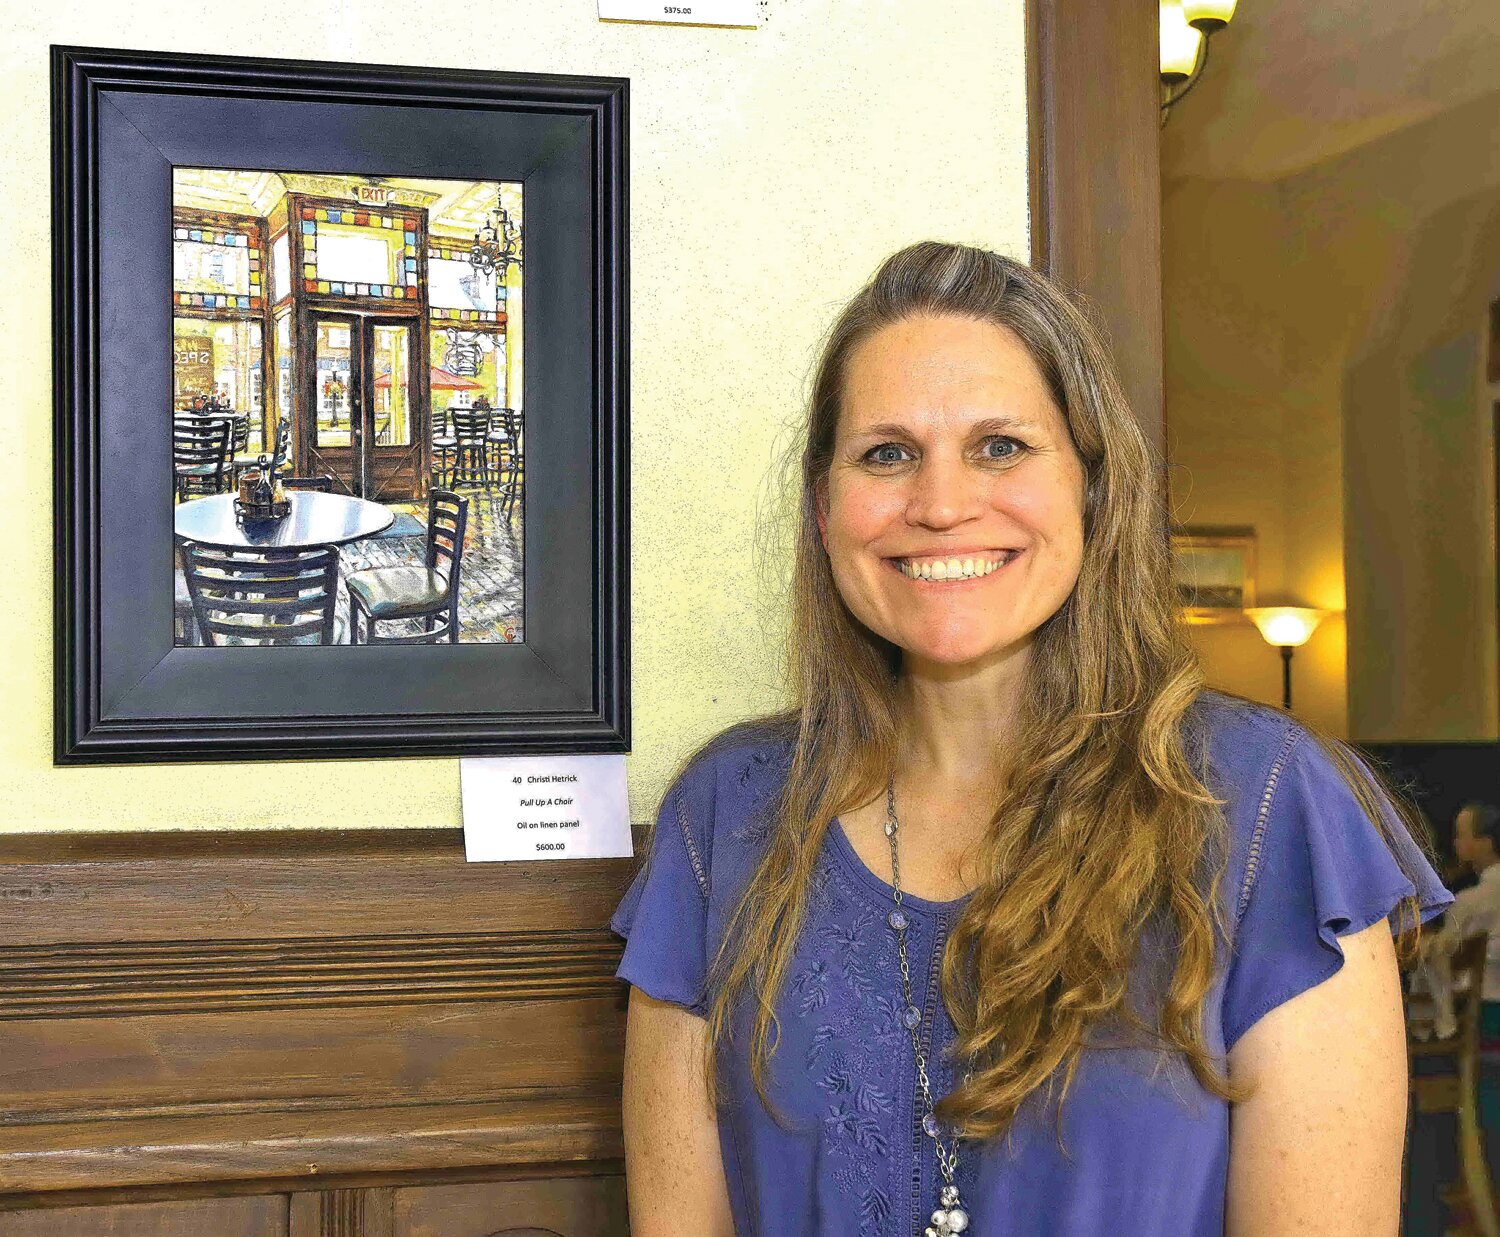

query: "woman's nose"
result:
(902, 453), (987, 529)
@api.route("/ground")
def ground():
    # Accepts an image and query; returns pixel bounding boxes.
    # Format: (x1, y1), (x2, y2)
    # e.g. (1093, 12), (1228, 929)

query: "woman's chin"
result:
(896, 630), (1034, 672)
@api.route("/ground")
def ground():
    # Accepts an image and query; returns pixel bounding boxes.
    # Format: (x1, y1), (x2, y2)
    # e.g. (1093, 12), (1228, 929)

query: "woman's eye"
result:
(865, 443), (911, 466)
(983, 436), (1026, 461)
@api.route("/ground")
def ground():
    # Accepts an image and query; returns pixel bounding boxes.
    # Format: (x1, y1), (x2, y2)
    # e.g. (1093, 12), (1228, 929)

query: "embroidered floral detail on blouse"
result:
(728, 743), (789, 843)
(736, 745), (778, 787)
(787, 857), (911, 1235)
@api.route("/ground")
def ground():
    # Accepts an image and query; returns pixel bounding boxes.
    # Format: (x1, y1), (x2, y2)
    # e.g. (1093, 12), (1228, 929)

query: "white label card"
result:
(461, 754), (635, 862)
(598, 0), (758, 28)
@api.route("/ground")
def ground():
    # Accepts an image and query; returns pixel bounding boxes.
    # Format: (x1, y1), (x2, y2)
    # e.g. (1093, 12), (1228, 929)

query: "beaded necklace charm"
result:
(884, 779), (974, 1236)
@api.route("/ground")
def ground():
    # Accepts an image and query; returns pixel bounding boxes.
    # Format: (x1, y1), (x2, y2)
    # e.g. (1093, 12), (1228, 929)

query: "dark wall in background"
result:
(1360, 740), (1500, 860)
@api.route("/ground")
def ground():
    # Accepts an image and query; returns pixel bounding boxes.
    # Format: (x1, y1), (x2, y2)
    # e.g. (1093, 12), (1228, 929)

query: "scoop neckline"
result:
(827, 816), (974, 915)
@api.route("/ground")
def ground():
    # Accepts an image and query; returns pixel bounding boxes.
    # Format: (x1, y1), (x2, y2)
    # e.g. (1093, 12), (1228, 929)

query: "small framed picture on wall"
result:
(1170, 526), (1257, 624)
(52, 46), (629, 764)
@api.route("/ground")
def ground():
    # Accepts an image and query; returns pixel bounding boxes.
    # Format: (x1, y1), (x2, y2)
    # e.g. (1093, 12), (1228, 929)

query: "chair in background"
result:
(431, 408), (458, 489)
(485, 406), (523, 520)
(268, 414), (292, 473)
(345, 489), (469, 645)
(449, 407), (492, 488)
(1408, 932), (1499, 1236)
(179, 543), (341, 646)
(281, 475), (335, 492)
(230, 415), (297, 490)
(228, 413), (291, 477)
(173, 416), (232, 500)
(230, 412), (295, 492)
(217, 411), (253, 484)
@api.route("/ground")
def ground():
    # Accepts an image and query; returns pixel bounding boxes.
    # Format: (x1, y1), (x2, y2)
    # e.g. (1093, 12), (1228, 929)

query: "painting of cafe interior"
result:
(171, 168), (525, 646)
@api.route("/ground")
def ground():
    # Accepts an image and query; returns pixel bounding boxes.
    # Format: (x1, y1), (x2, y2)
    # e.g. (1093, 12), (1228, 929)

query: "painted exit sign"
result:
(356, 185), (392, 206)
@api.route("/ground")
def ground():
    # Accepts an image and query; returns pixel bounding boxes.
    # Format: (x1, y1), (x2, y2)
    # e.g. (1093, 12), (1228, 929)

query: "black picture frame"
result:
(52, 45), (629, 764)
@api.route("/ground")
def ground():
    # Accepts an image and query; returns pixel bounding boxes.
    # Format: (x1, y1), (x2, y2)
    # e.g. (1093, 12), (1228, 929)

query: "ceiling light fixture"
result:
(470, 185), (522, 279)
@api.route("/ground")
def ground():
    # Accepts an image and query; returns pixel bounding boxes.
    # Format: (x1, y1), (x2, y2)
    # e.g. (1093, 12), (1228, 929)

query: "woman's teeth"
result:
(895, 552), (1015, 581)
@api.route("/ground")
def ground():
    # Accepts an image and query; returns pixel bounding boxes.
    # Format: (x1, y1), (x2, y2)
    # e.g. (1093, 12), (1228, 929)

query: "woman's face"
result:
(816, 313), (1088, 674)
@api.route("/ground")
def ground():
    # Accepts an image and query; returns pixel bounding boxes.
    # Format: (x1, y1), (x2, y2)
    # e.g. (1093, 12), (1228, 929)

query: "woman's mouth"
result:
(885, 550), (1022, 582)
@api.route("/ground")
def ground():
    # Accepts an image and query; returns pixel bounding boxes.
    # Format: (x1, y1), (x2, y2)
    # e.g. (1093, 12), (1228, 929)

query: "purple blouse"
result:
(610, 690), (1453, 1235)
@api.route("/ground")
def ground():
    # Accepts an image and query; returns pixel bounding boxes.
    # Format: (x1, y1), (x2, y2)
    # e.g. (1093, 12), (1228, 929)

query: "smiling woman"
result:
(613, 241), (1453, 1237)
(817, 313), (1086, 673)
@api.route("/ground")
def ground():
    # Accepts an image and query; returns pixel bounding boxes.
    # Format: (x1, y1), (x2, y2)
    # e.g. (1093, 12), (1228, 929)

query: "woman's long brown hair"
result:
(648, 241), (1438, 1143)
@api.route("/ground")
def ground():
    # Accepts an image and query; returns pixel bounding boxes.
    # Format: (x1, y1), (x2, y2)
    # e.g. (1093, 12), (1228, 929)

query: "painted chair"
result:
(431, 407), (459, 489)
(345, 488), (469, 645)
(449, 407), (492, 488)
(173, 416), (233, 500)
(485, 406), (523, 519)
(179, 543), (341, 646)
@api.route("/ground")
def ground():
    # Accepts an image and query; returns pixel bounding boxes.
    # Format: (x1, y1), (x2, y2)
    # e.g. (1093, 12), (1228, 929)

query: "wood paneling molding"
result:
(0, 929), (624, 1020)
(1027, 0), (1164, 454)
(0, 1099), (623, 1196)
(0, 831), (631, 947)
(0, 833), (633, 1200)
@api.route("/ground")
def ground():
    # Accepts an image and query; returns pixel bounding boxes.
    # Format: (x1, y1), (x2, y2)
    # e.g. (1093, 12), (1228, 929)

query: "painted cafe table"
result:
(173, 492), (394, 549)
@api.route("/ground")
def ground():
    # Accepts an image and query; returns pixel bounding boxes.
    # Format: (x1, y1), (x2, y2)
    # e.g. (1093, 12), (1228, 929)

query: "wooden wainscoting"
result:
(0, 830), (635, 1235)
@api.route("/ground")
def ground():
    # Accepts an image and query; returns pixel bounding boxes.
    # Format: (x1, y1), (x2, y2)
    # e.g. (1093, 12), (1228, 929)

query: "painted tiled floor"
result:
(174, 483), (524, 645)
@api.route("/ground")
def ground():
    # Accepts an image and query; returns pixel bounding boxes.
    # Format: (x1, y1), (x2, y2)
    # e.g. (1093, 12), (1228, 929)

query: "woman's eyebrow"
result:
(850, 415), (1044, 439)
(970, 415), (1043, 436)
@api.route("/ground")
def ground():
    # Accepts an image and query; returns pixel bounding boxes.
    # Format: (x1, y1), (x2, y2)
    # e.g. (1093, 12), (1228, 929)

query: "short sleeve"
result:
(1221, 731), (1454, 1052)
(609, 762), (714, 1017)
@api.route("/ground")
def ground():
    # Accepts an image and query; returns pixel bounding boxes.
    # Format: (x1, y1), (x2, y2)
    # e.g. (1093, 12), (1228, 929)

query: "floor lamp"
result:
(1245, 607), (1327, 711)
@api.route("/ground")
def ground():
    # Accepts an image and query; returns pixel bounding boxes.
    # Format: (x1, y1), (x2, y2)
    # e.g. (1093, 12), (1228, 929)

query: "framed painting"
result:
(1170, 526), (1257, 625)
(52, 45), (628, 763)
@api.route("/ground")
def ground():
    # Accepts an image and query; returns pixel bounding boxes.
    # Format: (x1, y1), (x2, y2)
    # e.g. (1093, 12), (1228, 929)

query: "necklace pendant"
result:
(927, 1200), (970, 1234)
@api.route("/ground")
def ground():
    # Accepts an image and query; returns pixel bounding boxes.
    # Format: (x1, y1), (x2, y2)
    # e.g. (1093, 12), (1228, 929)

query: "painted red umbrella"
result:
(374, 366), (483, 390)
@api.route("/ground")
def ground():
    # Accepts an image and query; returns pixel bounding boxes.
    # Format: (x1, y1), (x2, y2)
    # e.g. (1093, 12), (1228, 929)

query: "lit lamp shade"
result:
(1182, 0), (1237, 33)
(1160, 2), (1204, 81)
(1245, 607), (1326, 649)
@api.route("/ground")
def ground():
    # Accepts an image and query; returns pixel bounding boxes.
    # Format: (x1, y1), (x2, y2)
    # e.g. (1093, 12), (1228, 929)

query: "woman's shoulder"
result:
(1183, 689), (1301, 824)
(1186, 687), (1299, 778)
(669, 715), (794, 806)
(1183, 688), (1326, 872)
(654, 717), (796, 883)
(1187, 687), (1452, 941)
(1185, 687), (1392, 830)
(1193, 692), (1456, 1049)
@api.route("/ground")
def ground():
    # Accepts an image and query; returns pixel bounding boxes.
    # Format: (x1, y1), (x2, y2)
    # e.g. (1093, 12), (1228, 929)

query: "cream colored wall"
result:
(0, 2), (1029, 832)
(1334, 199), (1500, 740)
(1165, 89), (1500, 741)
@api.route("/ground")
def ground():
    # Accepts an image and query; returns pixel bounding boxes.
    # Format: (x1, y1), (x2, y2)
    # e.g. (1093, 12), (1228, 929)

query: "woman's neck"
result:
(893, 645), (1029, 788)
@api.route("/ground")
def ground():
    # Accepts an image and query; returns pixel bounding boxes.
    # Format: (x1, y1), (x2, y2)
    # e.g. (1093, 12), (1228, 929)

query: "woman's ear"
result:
(814, 483), (829, 549)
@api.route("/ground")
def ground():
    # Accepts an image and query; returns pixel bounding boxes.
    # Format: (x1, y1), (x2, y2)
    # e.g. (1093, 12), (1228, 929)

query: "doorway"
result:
(305, 313), (425, 500)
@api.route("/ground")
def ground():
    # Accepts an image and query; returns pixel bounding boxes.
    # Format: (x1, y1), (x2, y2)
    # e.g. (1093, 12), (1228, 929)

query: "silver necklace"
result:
(884, 778), (974, 1237)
